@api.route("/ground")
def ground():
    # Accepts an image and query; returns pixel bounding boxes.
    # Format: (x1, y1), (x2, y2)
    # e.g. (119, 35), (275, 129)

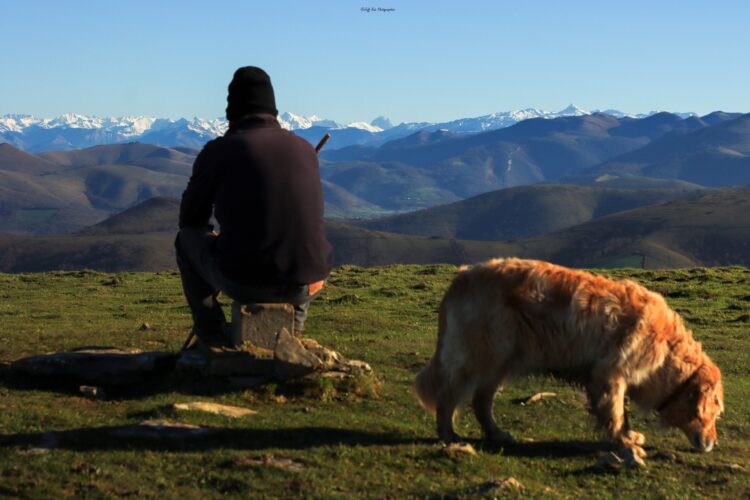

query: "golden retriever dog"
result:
(414, 258), (724, 458)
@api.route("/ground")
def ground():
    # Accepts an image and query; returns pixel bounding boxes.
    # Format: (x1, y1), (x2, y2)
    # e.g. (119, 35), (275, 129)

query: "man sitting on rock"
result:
(176, 66), (333, 349)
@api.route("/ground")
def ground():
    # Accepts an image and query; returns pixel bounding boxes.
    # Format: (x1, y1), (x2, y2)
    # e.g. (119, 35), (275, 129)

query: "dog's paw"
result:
(620, 447), (646, 467)
(438, 431), (461, 444)
(488, 430), (517, 445)
(625, 430), (646, 446)
(619, 443), (647, 460)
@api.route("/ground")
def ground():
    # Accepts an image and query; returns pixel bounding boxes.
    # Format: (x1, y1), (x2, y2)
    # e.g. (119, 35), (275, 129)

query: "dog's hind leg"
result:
(472, 373), (516, 444)
(436, 389), (460, 443)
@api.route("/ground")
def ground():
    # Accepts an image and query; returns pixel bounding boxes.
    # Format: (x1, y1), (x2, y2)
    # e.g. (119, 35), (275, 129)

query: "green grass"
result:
(1, 265), (749, 497)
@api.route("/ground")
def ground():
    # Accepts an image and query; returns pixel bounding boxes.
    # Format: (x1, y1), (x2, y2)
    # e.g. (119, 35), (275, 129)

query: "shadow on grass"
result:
(479, 439), (612, 458)
(0, 425), (430, 452)
(0, 422), (611, 461)
(0, 366), (233, 399)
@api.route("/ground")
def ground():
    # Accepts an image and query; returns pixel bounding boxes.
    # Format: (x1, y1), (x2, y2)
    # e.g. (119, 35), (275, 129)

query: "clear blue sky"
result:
(2, 0), (749, 124)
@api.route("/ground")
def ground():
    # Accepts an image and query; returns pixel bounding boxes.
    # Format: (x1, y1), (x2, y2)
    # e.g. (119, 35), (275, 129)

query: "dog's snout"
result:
(691, 432), (716, 453)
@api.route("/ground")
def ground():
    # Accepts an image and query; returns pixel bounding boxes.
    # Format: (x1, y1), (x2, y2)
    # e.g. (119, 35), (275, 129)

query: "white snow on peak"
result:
(278, 112), (340, 130)
(418, 105), (591, 134)
(345, 121), (383, 133)
(0, 105), (702, 153)
(554, 104), (588, 117)
(0, 114), (39, 133)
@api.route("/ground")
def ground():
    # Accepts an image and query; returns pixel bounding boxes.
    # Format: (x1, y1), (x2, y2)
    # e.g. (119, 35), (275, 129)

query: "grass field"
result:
(0, 265), (749, 497)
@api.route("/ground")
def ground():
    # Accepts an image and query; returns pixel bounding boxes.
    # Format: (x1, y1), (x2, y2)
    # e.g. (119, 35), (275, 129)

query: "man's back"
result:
(179, 114), (333, 286)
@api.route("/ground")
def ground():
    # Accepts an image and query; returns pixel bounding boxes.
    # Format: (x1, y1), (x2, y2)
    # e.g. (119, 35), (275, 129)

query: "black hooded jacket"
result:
(179, 114), (333, 285)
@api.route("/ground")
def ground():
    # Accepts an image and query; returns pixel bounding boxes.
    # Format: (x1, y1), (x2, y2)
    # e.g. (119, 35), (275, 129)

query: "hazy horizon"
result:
(2, 1), (749, 123)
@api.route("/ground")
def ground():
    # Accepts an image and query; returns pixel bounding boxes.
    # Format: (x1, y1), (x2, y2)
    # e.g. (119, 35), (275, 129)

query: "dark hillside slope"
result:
(514, 188), (750, 268)
(324, 222), (515, 267)
(321, 180), (391, 219)
(358, 184), (704, 240)
(46, 164), (188, 212)
(0, 223), (517, 272)
(40, 142), (196, 176)
(0, 143), (60, 174)
(0, 232), (176, 272)
(78, 196), (181, 235)
(1, 189), (748, 271)
(577, 113), (750, 186)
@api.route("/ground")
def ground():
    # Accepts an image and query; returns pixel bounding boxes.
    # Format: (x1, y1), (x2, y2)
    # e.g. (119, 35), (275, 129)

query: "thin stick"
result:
(315, 133), (331, 153)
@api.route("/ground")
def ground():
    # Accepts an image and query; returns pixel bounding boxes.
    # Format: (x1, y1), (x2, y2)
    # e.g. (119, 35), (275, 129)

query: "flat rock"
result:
(441, 442), (477, 459)
(9, 347), (176, 385)
(620, 448), (646, 468)
(170, 401), (258, 418)
(177, 345), (274, 377)
(111, 420), (215, 440)
(274, 328), (322, 380)
(236, 455), (306, 472)
(520, 392), (557, 406)
(171, 401), (257, 418)
(596, 451), (624, 468)
(472, 477), (525, 495)
(596, 449), (645, 469)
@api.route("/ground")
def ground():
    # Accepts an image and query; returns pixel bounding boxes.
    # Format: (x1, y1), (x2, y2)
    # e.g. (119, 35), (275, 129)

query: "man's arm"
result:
(179, 145), (218, 229)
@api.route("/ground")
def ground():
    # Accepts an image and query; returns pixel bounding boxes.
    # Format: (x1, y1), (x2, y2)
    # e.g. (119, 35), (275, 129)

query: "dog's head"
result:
(660, 362), (724, 452)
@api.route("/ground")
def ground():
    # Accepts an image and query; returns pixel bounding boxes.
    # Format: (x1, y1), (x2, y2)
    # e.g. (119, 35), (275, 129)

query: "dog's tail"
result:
(414, 356), (441, 415)
(414, 299), (448, 415)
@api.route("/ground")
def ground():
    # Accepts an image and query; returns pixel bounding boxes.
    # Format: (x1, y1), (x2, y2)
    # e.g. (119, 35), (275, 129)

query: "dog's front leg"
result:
(588, 373), (646, 459)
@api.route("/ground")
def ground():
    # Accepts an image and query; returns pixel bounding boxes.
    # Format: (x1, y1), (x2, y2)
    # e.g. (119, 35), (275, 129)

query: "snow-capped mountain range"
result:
(0, 105), (691, 153)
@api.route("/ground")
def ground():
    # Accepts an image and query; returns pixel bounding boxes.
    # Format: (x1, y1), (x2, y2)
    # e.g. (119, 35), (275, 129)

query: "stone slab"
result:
(274, 328), (322, 380)
(230, 302), (294, 349)
(177, 345), (275, 377)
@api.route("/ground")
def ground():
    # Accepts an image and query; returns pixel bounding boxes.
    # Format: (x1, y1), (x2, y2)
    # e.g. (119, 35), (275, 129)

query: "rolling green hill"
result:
(321, 180), (391, 219)
(357, 184), (704, 240)
(511, 188), (750, 268)
(320, 160), (459, 211)
(0, 188), (748, 272)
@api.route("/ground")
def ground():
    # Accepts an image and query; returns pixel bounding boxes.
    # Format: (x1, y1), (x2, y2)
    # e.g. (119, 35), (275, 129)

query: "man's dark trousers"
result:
(175, 226), (319, 337)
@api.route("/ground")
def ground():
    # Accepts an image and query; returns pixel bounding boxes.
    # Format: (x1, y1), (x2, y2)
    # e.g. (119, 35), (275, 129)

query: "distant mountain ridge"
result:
(1, 109), (748, 234)
(318, 111), (743, 202)
(1, 105), (689, 153)
(1, 187), (747, 272)
(573, 112), (750, 186)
